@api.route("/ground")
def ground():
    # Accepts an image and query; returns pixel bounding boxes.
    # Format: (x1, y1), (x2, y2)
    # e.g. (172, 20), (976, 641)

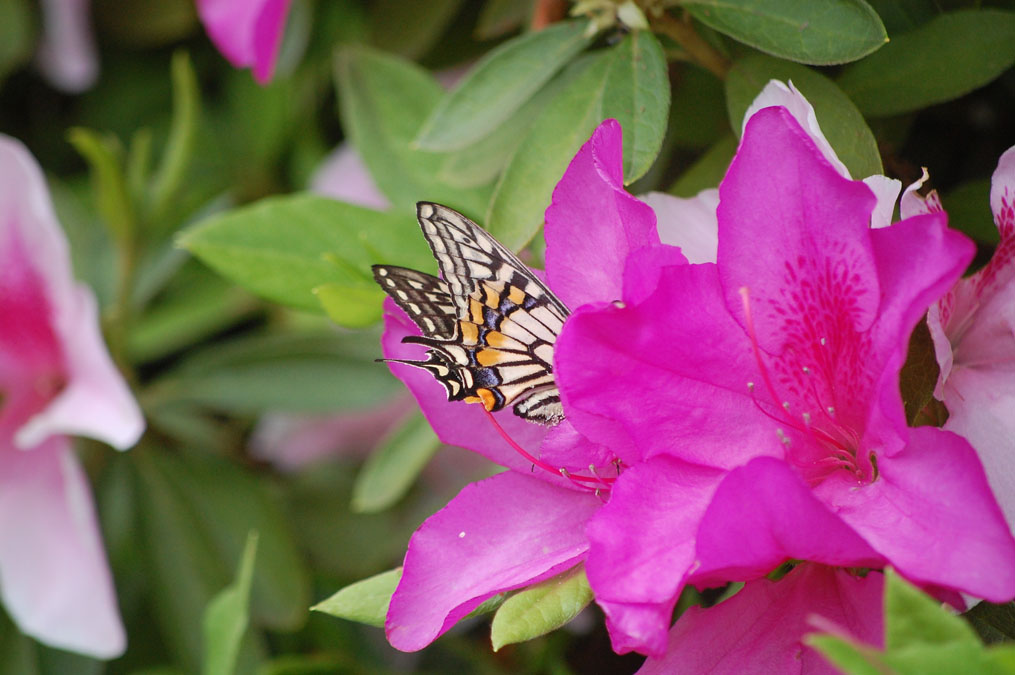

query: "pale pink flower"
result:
(35, 0), (99, 93)
(195, 0), (292, 84)
(0, 135), (144, 657)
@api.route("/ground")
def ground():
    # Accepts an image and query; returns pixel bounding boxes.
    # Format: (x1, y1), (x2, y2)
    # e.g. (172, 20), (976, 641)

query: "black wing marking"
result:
(371, 265), (458, 340)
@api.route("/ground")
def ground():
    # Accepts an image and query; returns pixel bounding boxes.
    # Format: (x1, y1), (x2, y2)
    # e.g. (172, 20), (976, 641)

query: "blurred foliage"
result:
(1, 0), (1014, 673)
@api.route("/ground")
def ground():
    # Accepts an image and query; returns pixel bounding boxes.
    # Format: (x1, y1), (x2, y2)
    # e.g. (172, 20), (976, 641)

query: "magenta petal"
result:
(556, 262), (774, 468)
(196, 0), (292, 84)
(639, 565), (883, 675)
(538, 419), (615, 474)
(386, 470), (599, 651)
(0, 438), (125, 658)
(693, 458), (884, 587)
(382, 300), (561, 478)
(585, 456), (726, 656)
(718, 107), (880, 350)
(817, 426), (1015, 602)
(545, 119), (659, 308)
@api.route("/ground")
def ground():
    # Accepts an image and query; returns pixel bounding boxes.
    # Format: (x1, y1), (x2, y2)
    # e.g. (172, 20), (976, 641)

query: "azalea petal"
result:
(544, 118), (659, 309)
(0, 438), (125, 658)
(865, 212), (975, 453)
(692, 457), (884, 587)
(196, 0), (292, 84)
(620, 244), (688, 305)
(816, 426), (1015, 602)
(310, 143), (391, 210)
(386, 470), (599, 651)
(639, 565), (883, 675)
(584, 456), (726, 656)
(0, 137), (143, 451)
(35, 0), (98, 93)
(742, 80), (850, 178)
(538, 419), (615, 474)
(718, 107), (880, 352)
(556, 260), (774, 468)
(641, 189), (718, 264)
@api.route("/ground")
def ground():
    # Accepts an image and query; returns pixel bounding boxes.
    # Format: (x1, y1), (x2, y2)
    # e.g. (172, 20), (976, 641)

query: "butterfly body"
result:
(373, 202), (569, 426)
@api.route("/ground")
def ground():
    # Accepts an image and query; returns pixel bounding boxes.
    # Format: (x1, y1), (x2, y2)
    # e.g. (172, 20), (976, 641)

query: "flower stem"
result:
(652, 10), (731, 79)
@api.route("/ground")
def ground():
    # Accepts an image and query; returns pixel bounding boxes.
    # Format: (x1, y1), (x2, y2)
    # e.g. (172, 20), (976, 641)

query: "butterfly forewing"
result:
(373, 202), (570, 426)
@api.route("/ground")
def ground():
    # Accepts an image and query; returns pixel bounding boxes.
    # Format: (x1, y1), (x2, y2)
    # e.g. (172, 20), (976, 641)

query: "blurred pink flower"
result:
(310, 143), (391, 211)
(35, 0), (99, 93)
(928, 145), (1015, 532)
(195, 0), (292, 84)
(0, 135), (144, 657)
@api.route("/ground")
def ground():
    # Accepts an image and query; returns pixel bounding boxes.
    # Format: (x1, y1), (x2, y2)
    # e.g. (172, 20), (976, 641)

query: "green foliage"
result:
(838, 10), (1015, 117)
(313, 568), (403, 628)
(683, 0), (887, 65)
(202, 532), (258, 675)
(808, 570), (1015, 674)
(490, 565), (594, 651)
(351, 412), (442, 513)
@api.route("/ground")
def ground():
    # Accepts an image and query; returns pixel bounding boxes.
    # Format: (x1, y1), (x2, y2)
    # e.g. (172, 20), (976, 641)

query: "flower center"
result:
(739, 288), (875, 485)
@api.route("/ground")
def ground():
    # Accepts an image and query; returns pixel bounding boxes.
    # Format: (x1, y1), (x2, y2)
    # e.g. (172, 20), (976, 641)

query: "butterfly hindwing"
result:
(373, 203), (570, 426)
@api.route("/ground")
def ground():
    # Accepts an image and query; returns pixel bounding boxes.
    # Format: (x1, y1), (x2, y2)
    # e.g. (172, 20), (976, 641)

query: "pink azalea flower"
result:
(554, 107), (1015, 658)
(0, 136), (144, 657)
(928, 145), (1015, 532)
(195, 0), (292, 84)
(35, 0), (99, 93)
(639, 565), (884, 675)
(381, 119), (658, 651)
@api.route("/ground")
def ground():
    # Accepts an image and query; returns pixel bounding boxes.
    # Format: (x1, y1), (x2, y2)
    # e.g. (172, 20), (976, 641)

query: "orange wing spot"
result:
(508, 285), (526, 305)
(485, 330), (509, 348)
(469, 297), (485, 323)
(476, 388), (497, 411)
(476, 349), (507, 366)
(483, 282), (502, 308)
(459, 321), (479, 344)
(464, 395), (480, 404)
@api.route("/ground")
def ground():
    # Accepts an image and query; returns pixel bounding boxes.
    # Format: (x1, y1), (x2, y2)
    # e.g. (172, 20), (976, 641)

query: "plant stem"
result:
(652, 10), (731, 79)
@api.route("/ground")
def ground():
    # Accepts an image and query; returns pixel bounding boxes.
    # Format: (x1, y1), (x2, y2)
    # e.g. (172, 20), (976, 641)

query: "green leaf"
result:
(838, 10), (1015, 117)
(351, 412), (441, 513)
(600, 31), (671, 182)
(805, 634), (884, 675)
(150, 51), (200, 224)
(485, 53), (612, 251)
(725, 53), (883, 178)
(884, 569), (980, 649)
(148, 331), (400, 414)
(668, 134), (737, 197)
(181, 194), (429, 313)
(67, 128), (135, 246)
(415, 21), (593, 151)
(314, 283), (387, 328)
(312, 568), (403, 628)
(942, 179), (998, 245)
(683, 0), (887, 65)
(334, 46), (491, 215)
(490, 565), (593, 651)
(202, 531), (258, 675)
(0, 0), (33, 84)
(965, 602), (1015, 644)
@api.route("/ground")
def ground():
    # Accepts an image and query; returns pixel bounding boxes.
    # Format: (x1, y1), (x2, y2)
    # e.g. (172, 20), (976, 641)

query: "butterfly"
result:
(373, 202), (570, 426)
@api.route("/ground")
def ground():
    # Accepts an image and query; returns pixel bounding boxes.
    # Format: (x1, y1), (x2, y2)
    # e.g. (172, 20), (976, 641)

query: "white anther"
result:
(827, 406), (836, 416)
(776, 428), (791, 446)
(782, 401), (791, 411)
(747, 382), (755, 392)
(802, 412), (812, 425)
(458, 531), (466, 538)
(802, 366), (810, 375)
(820, 337), (827, 346)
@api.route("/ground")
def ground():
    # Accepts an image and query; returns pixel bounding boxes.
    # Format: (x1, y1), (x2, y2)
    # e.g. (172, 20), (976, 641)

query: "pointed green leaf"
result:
(415, 21), (593, 151)
(351, 412), (441, 513)
(600, 30), (670, 183)
(683, 0), (887, 65)
(180, 194), (429, 313)
(314, 283), (386, 328)
(804, 634), (884, 675)
(965, 601), (1015, 643)
(838, 10), (1015, 117)
(725, 53), (882, 178)
(202, 531), (258, 675)
(490, 565), (593, 651)
(313, 568), (403, 628)
(150, 51), (200, 223)
(485, 53), (613, 250)
(67, 128), (134, 246)
(884, 569), (980, 649)
(334, 46), (491, 215)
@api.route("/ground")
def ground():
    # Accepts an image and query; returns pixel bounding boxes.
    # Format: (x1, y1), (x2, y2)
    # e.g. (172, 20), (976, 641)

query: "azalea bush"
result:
(1, 0), (1015, 673)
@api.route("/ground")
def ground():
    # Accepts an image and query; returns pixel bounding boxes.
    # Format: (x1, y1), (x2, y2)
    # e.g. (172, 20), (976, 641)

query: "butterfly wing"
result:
(374, 203), (570, 426)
